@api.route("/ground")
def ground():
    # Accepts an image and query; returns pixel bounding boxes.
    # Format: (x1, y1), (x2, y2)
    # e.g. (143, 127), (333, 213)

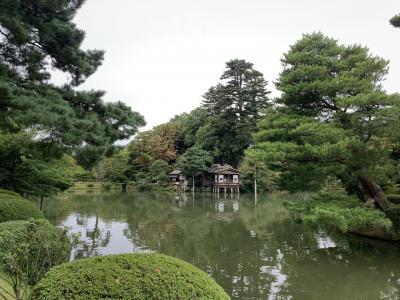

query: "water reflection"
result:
(43, 192), (400, 300)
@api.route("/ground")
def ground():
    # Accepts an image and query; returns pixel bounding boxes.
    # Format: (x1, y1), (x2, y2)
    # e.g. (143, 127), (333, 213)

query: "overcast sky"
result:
(53, 0), (400, 130)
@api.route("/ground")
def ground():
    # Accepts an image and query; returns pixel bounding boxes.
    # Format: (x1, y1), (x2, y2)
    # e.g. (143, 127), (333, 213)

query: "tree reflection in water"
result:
(43, 192), (400, 299)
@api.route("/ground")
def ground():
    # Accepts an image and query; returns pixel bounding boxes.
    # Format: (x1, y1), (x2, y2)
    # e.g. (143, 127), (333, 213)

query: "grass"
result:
(70, 182), (102, 190)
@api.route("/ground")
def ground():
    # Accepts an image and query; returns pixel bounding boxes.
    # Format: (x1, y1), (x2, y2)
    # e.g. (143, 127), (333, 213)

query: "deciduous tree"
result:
(177, 147), (212, 191)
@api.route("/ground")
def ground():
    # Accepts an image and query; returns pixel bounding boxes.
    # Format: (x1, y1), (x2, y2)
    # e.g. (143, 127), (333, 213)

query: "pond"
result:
(43, 192), (400, 300)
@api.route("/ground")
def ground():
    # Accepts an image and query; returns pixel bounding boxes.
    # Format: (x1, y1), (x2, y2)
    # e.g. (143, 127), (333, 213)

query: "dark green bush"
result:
(0, 194), (43, 222)
(86, 183), (94, 188)
(286, 192), (393, 235)
(0, 188), (20, 197)
(387, 194), (400, 204)
(385, 204), (400, 232)
(0, 219), (71, 299)
(32, 253), (230, 300)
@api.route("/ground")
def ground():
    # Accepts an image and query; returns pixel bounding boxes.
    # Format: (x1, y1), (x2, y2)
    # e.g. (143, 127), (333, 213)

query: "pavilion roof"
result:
(207, 164), (242, 174)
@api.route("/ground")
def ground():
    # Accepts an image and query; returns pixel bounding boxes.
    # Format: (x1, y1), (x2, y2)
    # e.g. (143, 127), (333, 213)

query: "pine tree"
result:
(390, 14), (400, 28)
(247, 33), (400, 208)
(0, 0), (145, 193)
(199, 59), (270, 166)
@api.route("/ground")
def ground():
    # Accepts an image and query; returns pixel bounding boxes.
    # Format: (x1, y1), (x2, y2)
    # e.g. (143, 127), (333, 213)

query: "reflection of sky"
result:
(315, 233), (336, 250)
(61, 213), (148, 260)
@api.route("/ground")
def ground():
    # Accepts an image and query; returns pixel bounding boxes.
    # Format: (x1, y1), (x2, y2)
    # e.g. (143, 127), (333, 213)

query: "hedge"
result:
(0, 194), (43, 222)
(32, 253), (230, 300)
(0, 219), (71, 295)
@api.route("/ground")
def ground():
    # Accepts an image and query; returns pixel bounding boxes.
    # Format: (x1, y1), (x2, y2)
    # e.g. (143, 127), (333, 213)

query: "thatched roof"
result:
(207, 164), (241, 174)
(169, 170), (181, 175)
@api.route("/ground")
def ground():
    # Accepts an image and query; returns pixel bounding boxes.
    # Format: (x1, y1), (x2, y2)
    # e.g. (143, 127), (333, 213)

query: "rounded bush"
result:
(32, 253), (230, 300)
(0, 220), (71, 287)
(0, 194), (43, 222)
(0, 188), (20, 197)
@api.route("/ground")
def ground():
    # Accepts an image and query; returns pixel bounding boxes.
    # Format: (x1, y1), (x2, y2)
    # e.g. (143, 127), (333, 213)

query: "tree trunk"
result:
(40, 194), (44, 210)
(358, 176), (390, 210)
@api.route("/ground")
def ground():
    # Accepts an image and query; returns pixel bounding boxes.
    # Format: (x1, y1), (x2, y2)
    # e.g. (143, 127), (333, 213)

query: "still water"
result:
(43, 192), (400, 300)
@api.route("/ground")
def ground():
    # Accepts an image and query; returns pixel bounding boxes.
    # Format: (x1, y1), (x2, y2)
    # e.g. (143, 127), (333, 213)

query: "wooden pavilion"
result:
(206, 164), (241, 194)
(168, 164), (241, 194)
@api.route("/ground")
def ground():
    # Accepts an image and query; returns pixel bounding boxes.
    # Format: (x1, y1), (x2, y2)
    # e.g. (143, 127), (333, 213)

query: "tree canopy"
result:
(0, 0), (145, 195)
(247, 33), (400, 204)
(390, 14), (400, 28)
(198, 59), (270, 166)
(177, 147), (212, 178)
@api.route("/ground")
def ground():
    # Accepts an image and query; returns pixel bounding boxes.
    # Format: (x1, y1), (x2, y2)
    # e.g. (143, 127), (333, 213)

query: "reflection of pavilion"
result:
(215, 200), (239, 213)
(173, 193), (188, 208)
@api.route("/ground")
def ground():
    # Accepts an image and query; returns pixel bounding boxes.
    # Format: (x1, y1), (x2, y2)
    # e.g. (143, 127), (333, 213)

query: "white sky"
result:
(53, 0), (400, 130)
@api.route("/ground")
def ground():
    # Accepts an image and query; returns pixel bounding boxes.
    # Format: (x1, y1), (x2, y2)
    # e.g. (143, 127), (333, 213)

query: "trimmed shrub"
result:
(32, 253), (230, 300)
(0, 219), (71, 299)
(0, 188), (20, 197)
(0, 194), (43, 222)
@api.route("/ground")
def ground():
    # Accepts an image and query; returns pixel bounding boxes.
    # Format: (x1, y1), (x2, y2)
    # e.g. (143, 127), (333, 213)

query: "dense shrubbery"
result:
(0, 194), (44, 222)
(384, 205), (400, 232)
(387, 194), (400, 204)
(285, 193), (398, 240)
(0, 219), (71, 299)
(0, 189), (20, 197)
(32, 253), (230, 300)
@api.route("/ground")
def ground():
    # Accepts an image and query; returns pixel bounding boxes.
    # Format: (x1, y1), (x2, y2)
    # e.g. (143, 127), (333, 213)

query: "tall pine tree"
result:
(199, 59), (270, 166)
(247, 33), (400, 208)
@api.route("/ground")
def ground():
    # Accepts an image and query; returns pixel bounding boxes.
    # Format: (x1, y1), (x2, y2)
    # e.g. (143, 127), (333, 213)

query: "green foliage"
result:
(0, 194), (43, 222)
(128, 122), (183, 164)
(239, 155), (277, 192)
(384, 205), (400, 232)
(287, 193), (393, 236)
(0, 0), (145, 196)
(247, 33), (400, 193)
(0, 0), (103, 85)
(275, 32), (389, 116)
(174, 107), (208, 149)
(0, 189), (20, 197)
(0, 132), (79, 195)
(390, 14), (400, 28)
(177, 147), (213, 177)
(32, 253), (230, 300)
(198, 59), (270, 166)
(148, 160), (169, 185)
(98, 149), (130, 183)
(0, 219), (71, 299)
(387, 194), (400, 204)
